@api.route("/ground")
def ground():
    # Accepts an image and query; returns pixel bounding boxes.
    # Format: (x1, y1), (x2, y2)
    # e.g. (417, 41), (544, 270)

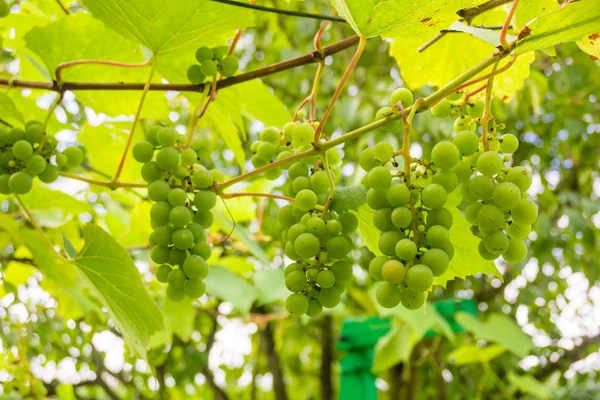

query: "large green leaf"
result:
(235, 80), (293, 128)
(514, 0), (558, 32)
(447, 344), (506, 365)
(455, 312), (533, 358)
(434, 191), (501, 288)
(516, 0), (600, 54)
(74, 225), (164, 358)
(507, 373), (552, 400)
(212, 210), (270, 265)
(355, 205), (381, 256)
(330, 0), (472, 39)
(0, 93), (24, 127)
(204, 265), (257, 314)
(83, 0), (254, 54)
(254, 268), (289, 305)
(372, 319), (418, 372)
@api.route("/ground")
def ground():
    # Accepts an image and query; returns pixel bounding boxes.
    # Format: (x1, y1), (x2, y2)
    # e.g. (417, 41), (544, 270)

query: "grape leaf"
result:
(507, 373), (552, 400)
(83, 0), (254, 54)
(515, 0), (600, 54)
(455, 312), (533, 358)
(434, 191), (501, 288)
(329, 0), (473, 39)
(235, 80), (293, 128)
(447, 343), (506, 365)
(204, 265), (257, 314)
(577, 34), (600, 60)
(355, 205), (382, 256)
(514, 0), (558, 32)
(331, 185), (367, 213)
(74, 225), (164, 359)
(254, 268), (289, 305)
(0, 93), (24, 127)
(448, 21), (510, 47)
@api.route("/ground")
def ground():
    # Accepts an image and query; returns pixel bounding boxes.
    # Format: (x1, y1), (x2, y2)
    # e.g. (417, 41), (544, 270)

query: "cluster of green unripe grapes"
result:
(187, 46), (239, 84)
(0, 121), (84, 195)
(133, 125), (223, 302)
(278, 205), (357, 317)
(428, 96), (536, 264)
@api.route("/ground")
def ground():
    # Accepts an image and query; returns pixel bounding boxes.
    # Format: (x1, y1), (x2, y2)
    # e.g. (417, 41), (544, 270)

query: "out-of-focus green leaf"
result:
(447, 344), (506, 365)
(0, 94), (25, 127)
(507, 373), (552, 399)
(235, 80), (292, 127)
(254, 268), (288, 304)
(212, 208), (270, 265)
(372, 319), (418, 373)
(205, 265), (257, 314)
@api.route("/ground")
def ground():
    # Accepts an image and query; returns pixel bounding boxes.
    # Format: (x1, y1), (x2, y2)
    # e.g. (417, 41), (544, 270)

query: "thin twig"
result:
(59, 172), (147, 189)
(221, 192), (295, 202)
(209, 0), (345, 22)
(480, 61), (500, 151)
(500, 0), (520, 49)
(55, 59), (151, 83)
(55, 0), (69, 15)
(37, 92), (64, 153)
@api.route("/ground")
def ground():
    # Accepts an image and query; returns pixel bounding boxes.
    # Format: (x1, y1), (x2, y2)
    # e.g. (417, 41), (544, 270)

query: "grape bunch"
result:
(187, 46), (239, 84)
(0, 121), (84, 195)
(429, 98), (536, 265)
(133, 125), (220, 302)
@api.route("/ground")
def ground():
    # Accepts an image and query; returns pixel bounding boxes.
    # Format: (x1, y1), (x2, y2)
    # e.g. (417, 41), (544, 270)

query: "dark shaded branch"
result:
(320, 316), (334, 400)
(457, 0), (513, 23)
(209, 0), (345, 22)
(200, 316), (230, 400)
(534, 334), (600, 380)
(389, 363), (404, 400)
(261, 321), (288, 400)
(0, 36), (360, 93)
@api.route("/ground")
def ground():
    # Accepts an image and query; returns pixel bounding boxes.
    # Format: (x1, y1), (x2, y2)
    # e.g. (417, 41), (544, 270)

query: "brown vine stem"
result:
(0, 36), (360, 93)
(59, 172), (147, 189)
(403, 101), (422, 248)
(14, 194), (69, 262)
(480, 61), (500, 152)
(37, 91), (64, 153)
(112, 58), (157, 184)
(55, 59), (151, 84)
(313, 36), (366, 144)
(184, 83), (211, 148)
(221, 192), (295, 202)
(320, 152), (336, 217)
(463, 83), (487, 104)
(448, 55), (516, 98)
(500, 0), (520, 49)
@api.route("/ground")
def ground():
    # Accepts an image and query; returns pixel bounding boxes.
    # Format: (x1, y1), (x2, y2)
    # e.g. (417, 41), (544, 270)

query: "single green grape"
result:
(195, 47), (214, 62)
(26, 155), (47, 176)
(467, 100), (484, 117)
(8, 172), (32, 194)
(156, 147), (180, 171)
(182, 255), (209, 279)
(421, 248), (449, 277)
(505, 166), (532, 192)
(453, 160), (473, 183)
(395, 239), (417, 261)
(368, 166), (392, 190)
(453, 131), (479, 156)
(187, 65), (206, 84)
(387, 183), (410, 206)
(405, 264), (433, 292)
(156, 264), (172, 283)
(469, 175), (495, 200)
(12, 140), (33, 160)
(148, 180), (170, 202)
(401, 288), (425, 310)
(339, 212), (358, 234)
(431, 142), (460, 170)
(310, 170), (330, 194)
(326, 220), (343, 236)
(63, 147), (84, 168)
(326, 235), (351, 259)
(286, 293), (309, 315)
(421, 183), (448, 209)
(0, 175), (11, 195)
(483, 231), (509, 255)
(305, 217), (326, 236)
(453, 115), (475, 132)
(295, 189), (317, 211)
(507, 222), (531, 240)
(389, 88), (414, 107)
(256, 141), (276, 161)
(431, 98), (451, 118)
(152, 225), (173, 245)
(141, 161), (163, 182)
(157, 127), (178, 147)
(359, 147), (380, 172)
(477, 204), (505, 233)
(427, 208), (453, 230)
(330, 260), (353, 284)
(184, 278), (206, 298)
(500, 134), (519, 154)
(318, 287), (341, 308)
(166, 284), (186, 302)
(317, 269), (335, 288)
(511, 199), (538, 225)
(294, 232), (320, 258)
(170, 205), (193, 228)
(38, 164), (59, 183)
(492, 182), (521, 210)
(431, 170), (458, 193)
(132, 141), (154, 163)
(200, 59), (218, 76)
(307, 299), (323, 317)
(465, 202), (483, 225)
(368, 256), (388, 281)
(425, 225), (449, 248)
(502, 237), (527, 264)
(167, 188), (188, 207)
(194, 191), (217, 209)
(172, 228), (194, 250)
(376, 283), (402, 308)
(378, 231), (404, 256)
(476, 151), (503, 176)
(193, 170), (213, 189)
(167, 268), (187, 288)
(292, 123), (314, 147)
(391, 207), (412, 229)
(381, 260), (406, 284)
(151, 245), (170, 264)
(219, 56), (238, 77)
(373, 208), (394, 231)
(191, 241), (212, 260)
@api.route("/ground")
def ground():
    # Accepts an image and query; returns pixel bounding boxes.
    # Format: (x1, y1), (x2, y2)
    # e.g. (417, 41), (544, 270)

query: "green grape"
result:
(63, 147), (84, 168)
(305, 217), (326, 236)
(439, 242), (455, 260)
(8, 172), (32, 194)
(152, 225), (173, 245)
(431, 99), (451, 118)
(292, 176), (310, 193)
(378, 231), (404, 256)
(191, 241), (211, 260)
(483, 231), (509, 255)
(453, 131), (479, 156)
(278, 205), (296, 227)
(326, 220), (342, 236)
(395, 239), (417, 261)
(193, 170), (213, 189)
(200, 59), (218, 76)
(477, 204), (505, 233)
(194, 191), (216, 209)
(500, 134), (519, 153)
(317, 270), (335, 288)
(373, 208), (394, 231)
(37, 164), (59, 183)
(257, 142), (276, 161)
(172, 228), (194, 250)
(285, 263), (304, 276)
(151, 202), (172, 225)
(167, 284), (185, 302)
(492, 182), (521, 210)
(469, 175), (495, 200)
(401, 288), (426, 310)
(453, 160), (473, 183)
(465, 202), (483, 225)
(476, 151), (503, 176)
(167, 268), (187, 287)
(0, 174), (10, 194)
(502, 237), (527, 264)
(156, 147), (180, 171)
(219, 56), (238, 77)
(367, 166), (392, 190)
(294, 233), (320, 258)
(326, 235), (351, 259)
(180, 149), (198, 166)
(285, 270), (307, 292)
(288, 223), (306, 242)
(188, 223), (206, 242)
(330, 260), (352, 284)
(170, 205), (193, 228)
(427, 208), (453, 230)
(467, 100), (484, 117)
(453, 115), (475, 132)
(390, 88), (414, 107)
(55, 153), (68, 167)
(282, 122), (296, 142)
(145, 125), (162, 146)
(318, 287), (341, 308)
(373, 142), (394, 162)
(6, 127), (24, 144)
(306, 267), (318, 282)
(148, 180), (170, 202)
(286, 293), (309, 315)
(295, 189), (317, 211)
(339, 212), (358, 234)
(507, 223), (531, 240)
(292, 123), (314, 147)
(213, 46), (229, 59)
(505, 166), (532, 191)
(425, 225), (449, 248)
(182, 255), (208, 279)
(421, 248), (449, 277)
(511, 199), (538, 225)
(195, 47), (214, 62)
(251, 154), (267, 168)
(184, 278), (206, 298)
(325, 148), (342, 166)
(307, 299), (323, 317)
(387, 183), (410, 206)
(376, 283), (402, 308)
(156, 264), (172, 283)
(259, 127), (281, 143)
(26, 155), (47, 175)
(151, 245), (170, 264)
(391, 207), (412, 229)
(431, 141), (460, 170)
(381, 260), (405, 284)
(25, 120), (43, 128)
(431, 170), (458, 193)
(421, 183), (447, 209)
(369, 256), (388, 280)
(132, 141), (154, 163)
(24, 125), (42, 144)
(288, 162), (308, 179)
(141, 161), (163, 182)
(359, 147), (379, 172)
(310, 170), (330, 194)
(367, 188), (391, 210)
(12, 140), (33, 160)
(187, 65), (206, 84)
(405, 264), (433, 292)
(167, 188), (187, 207)
(157, 127), (177, 147)
(168, 248), (185, 266)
